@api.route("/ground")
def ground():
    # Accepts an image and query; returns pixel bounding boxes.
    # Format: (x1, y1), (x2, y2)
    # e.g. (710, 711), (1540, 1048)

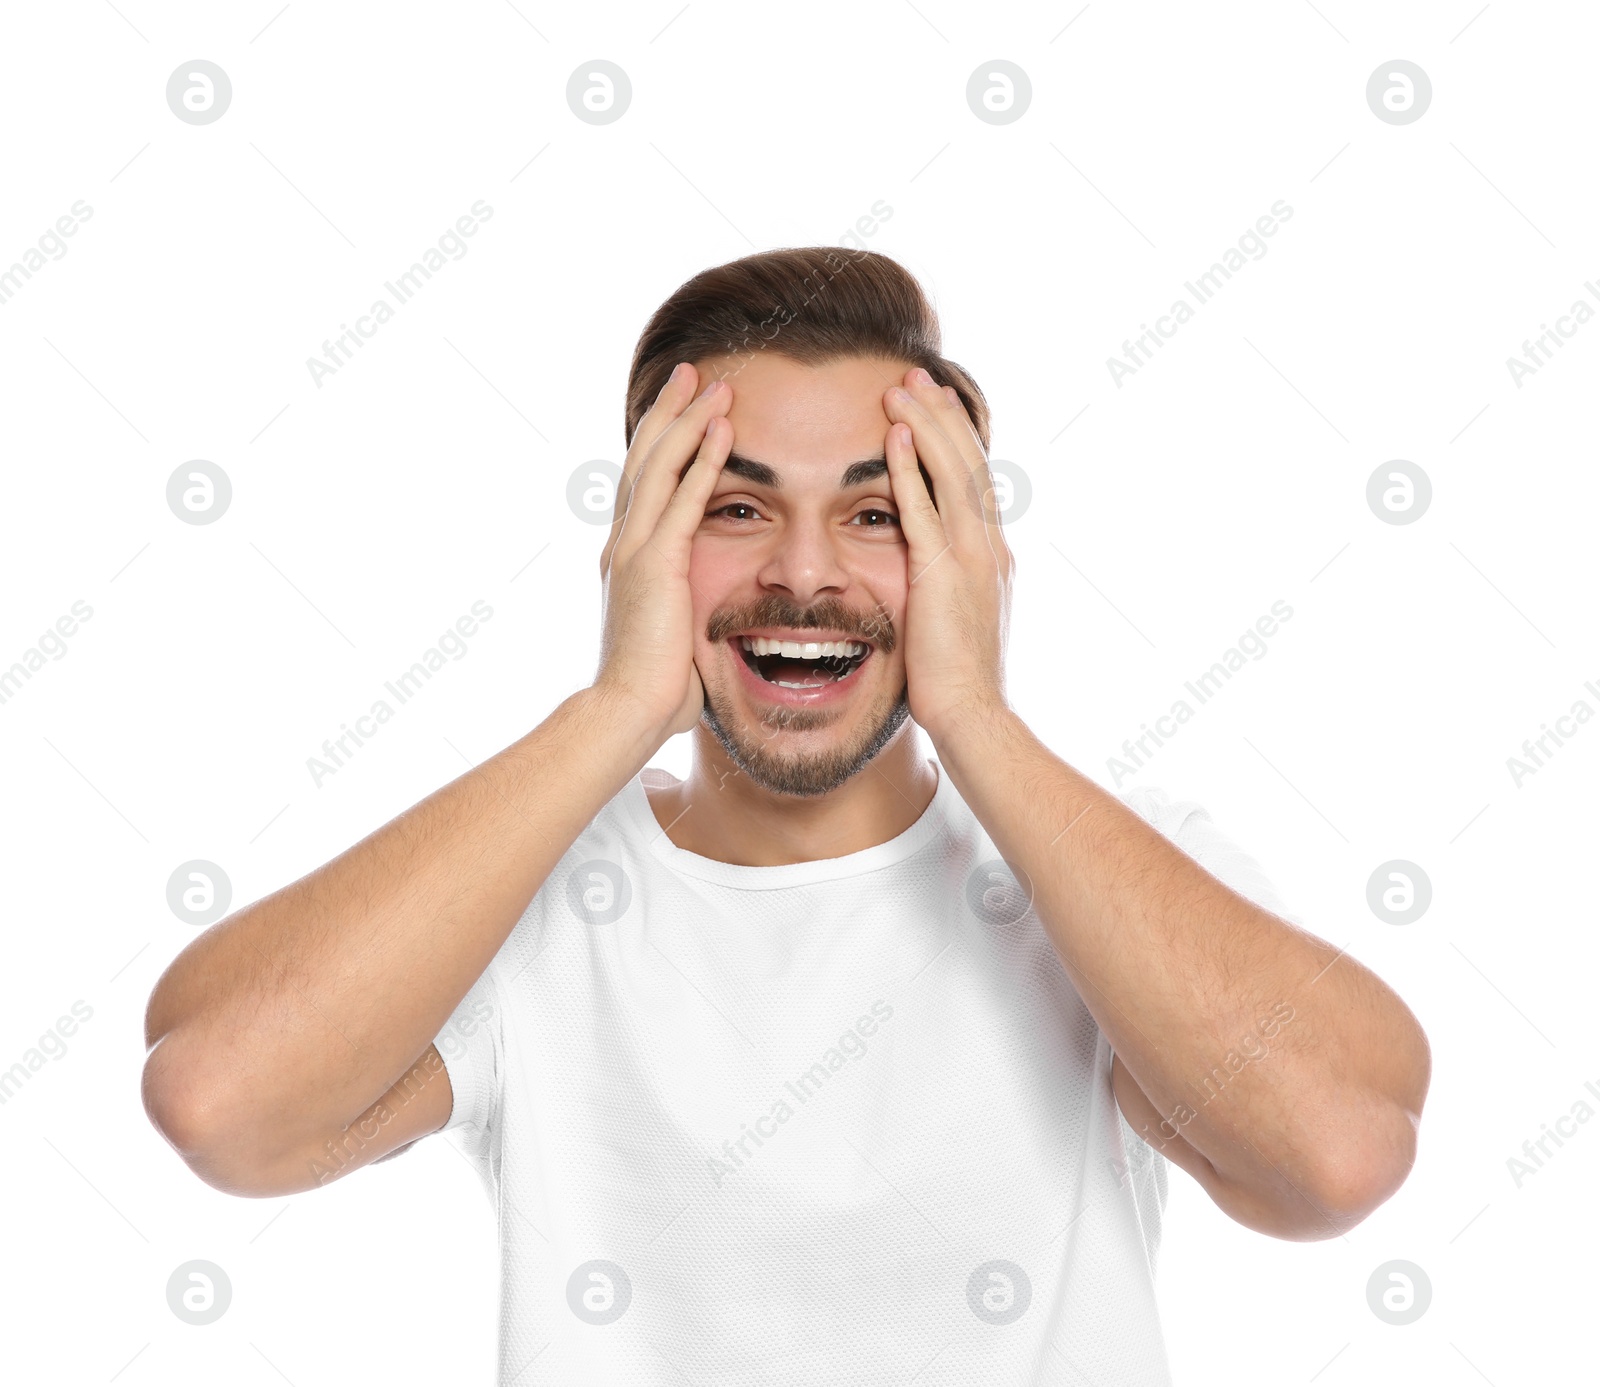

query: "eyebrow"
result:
(705, 452), (889, 490)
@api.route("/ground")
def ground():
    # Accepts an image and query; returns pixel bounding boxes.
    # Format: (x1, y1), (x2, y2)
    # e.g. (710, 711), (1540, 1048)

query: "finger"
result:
(654, 413), (734, 549)
(898, 371), (1011, 575)
(609, 377), (733, 569)
(941, 383), (984, 459)
(601, 362), (698, 574)
(938, 383), (1013, 576)
(883, 378), (989, 556)
(884, 420), (949, 583)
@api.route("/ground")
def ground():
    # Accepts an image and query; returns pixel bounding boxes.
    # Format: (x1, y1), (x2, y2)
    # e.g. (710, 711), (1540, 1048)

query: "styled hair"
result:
(624, 246), (991, 452)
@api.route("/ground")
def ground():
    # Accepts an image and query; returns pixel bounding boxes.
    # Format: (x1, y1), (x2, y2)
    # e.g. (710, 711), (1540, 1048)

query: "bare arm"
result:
(941, 714), (1429, 1239)
(142, 359), (736, 1197)
(874, 373), (1427, 1240)
(141, 687), (657, 1195)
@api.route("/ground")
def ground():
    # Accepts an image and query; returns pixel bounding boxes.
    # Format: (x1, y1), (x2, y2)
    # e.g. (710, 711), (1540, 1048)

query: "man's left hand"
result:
(880, 366), (1014, 748)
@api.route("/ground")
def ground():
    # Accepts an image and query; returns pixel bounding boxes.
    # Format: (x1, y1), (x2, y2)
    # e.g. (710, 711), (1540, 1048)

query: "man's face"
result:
(688, 352), (917, 798)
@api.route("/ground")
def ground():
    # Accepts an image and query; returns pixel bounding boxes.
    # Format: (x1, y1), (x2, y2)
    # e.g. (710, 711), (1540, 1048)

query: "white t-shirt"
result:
(431, 759), (1296, 1385)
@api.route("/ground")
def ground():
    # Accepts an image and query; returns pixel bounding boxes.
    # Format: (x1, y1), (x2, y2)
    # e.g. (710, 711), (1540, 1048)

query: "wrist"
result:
(924, 693), (1017, 756)
(578, 681), (673, 764)
(928, 700), (1025, 772)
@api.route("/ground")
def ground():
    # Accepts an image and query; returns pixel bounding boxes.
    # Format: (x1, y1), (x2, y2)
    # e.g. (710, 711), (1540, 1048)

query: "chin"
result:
(700, 679), (912, 799)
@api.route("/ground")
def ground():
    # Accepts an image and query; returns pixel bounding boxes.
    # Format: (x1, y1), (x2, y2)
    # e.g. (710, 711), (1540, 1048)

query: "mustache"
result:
(706, 595), (897, 653)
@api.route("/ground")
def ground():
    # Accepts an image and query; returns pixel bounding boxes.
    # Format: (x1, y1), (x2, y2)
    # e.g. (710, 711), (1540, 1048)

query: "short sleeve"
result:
(1117, 784), (1303, 926)
(431, 961), (504, 1138)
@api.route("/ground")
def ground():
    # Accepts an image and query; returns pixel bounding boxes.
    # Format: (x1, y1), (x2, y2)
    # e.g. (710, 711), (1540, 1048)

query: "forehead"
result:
(695, 353), (911, 475)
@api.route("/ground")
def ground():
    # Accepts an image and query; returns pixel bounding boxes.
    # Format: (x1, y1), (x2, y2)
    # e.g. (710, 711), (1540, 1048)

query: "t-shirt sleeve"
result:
(430, 961), (504, 1138)
(1117, 784), (1303, 926)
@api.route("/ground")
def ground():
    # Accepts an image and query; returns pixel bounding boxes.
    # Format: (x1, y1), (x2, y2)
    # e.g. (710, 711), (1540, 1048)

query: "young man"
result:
(142, 249), (1430, 1385)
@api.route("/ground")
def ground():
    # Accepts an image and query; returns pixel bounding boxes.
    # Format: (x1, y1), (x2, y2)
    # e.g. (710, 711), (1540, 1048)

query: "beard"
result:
(698, 592), (909, 798)
(700, 668), (912, 798)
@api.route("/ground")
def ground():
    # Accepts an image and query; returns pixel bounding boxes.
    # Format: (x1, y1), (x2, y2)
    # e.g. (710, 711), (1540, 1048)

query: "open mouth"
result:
(732, 634), (871, 689)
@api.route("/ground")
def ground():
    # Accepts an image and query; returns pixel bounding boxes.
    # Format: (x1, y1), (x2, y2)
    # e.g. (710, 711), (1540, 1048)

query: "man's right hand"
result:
(594, 362), (734, 743)
(142, 367), (736, 1198)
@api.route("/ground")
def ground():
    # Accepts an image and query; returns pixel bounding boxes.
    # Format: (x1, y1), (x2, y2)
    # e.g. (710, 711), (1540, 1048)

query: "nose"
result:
(753, 513), (851, 607)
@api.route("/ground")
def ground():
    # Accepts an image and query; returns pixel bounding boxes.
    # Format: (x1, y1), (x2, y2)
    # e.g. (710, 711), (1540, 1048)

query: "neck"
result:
(644, 723), (940, 867)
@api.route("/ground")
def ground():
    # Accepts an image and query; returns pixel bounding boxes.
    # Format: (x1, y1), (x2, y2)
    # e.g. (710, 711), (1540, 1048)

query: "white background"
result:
(1, 1), (1594, 1383)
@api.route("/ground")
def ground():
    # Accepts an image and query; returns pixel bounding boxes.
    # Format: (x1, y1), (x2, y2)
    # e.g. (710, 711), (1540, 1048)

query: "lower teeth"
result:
(761, 660), (860, 688)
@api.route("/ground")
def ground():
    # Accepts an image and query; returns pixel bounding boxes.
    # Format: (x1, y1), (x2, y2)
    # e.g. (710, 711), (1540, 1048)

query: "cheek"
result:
(861, 560), (910, 641)
(687, 541), (739, 633)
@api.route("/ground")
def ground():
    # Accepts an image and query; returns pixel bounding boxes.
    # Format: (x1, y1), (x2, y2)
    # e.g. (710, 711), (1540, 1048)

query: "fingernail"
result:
(913, 367), (933, 385)
(698, 378), (720, 398)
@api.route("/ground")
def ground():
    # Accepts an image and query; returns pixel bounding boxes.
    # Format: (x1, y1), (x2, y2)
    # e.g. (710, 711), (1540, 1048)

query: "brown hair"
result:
(624, 246), (991, 453)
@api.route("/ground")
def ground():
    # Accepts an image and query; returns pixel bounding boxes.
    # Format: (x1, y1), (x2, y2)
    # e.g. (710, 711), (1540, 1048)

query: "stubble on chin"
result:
(699, 674), (911, 798)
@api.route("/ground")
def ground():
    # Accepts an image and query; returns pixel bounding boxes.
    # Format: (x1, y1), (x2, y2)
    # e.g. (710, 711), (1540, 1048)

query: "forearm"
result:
(935, 708), (1429, 1222)
(143, 685), (659, 1160)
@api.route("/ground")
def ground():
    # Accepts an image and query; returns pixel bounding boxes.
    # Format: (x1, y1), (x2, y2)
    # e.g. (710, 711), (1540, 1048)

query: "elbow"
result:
(141, 1037), (297, 1199)
(1300, 1105), (1422, 1238)
(141, 1033), (204, 1156)
(141, 1038), (231, 1189)
(1216, 1031), (1431, 1242)
(1307, 1012), (1432, 1235)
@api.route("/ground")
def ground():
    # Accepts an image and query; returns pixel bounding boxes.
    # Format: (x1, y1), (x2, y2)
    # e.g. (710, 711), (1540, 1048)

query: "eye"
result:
(850, 508), (900, 529)
(709, 501), (764, 522)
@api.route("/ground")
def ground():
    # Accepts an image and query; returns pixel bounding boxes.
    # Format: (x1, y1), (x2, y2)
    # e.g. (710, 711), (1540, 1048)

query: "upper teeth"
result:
(740, 635), (866, 659)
